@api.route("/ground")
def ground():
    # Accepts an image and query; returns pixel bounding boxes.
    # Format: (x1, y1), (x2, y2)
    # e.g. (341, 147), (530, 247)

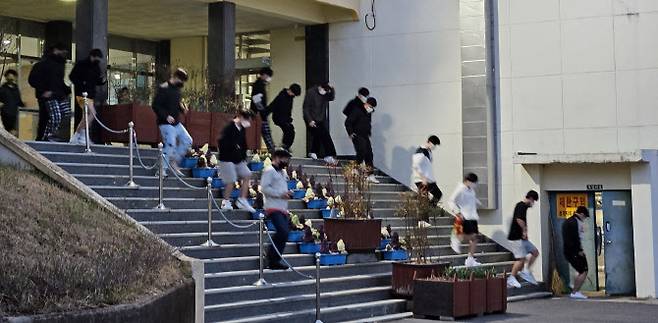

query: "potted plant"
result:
(323, 162), (382, 252)
(485, 269), (507, 314)
(469, 267), (488, 316)
(318, 227), (348, 266)
(392, 192), (449, 298)
(299, 222), (322, 254)
(303, 182), (328, 209)
(381, 231), (408, 261)
(413, 267), (472, 319)
(182, 148), (201, 169)
(287, 212), (305, 242)
(191, 144), (218, 178)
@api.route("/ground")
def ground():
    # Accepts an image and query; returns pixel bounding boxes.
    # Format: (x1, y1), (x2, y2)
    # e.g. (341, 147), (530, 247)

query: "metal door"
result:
(602, 191), (636, 295)
(549, 192), (598, 291)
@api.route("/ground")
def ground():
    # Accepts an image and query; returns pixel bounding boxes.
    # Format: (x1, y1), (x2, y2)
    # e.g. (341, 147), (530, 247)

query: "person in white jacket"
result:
(448, 173), (482, 267)
(260, 148), (293, 270)
(412, 135), (443, 205)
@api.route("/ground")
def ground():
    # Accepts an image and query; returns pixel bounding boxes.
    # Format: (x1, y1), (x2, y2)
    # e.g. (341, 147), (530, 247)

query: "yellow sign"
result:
(556, 193), (588, 219)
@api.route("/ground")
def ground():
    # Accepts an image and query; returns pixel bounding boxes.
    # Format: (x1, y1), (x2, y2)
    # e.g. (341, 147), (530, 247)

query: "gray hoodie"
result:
(261, 166), (289, 211)
(303, 86), (335, 124)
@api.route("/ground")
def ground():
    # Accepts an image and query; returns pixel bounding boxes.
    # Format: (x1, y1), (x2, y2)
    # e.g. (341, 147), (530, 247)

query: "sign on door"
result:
(556, 193), (588, 219)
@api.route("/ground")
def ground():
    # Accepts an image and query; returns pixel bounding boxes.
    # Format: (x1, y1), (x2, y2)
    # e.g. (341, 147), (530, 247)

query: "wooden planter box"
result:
(392, 262), (450, 298)
(470, 278), (487, 316)
(323, 218), (381, 252)
(99, 107), (263, 150)
(413, 278), (471, 319)
(100, 103), (159, 145)
(486, 276), (507, 314)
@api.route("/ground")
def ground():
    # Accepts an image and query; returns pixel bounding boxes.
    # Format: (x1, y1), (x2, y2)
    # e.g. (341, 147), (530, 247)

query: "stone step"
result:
(204, 273), (391, 306)
(204, 262), (393, 290)
(75, 174), (407, 191)
(203, 254), (316, 273)
(127, 208), (408, 222)
(341, 312), (414, 323)
(218, 299), (408, 323)
(108, 197), (403, 210)
(206, 286), (393, 322)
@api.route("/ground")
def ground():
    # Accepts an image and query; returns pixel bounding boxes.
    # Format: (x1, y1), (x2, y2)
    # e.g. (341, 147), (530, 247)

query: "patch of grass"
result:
(0, 167), (189, 316)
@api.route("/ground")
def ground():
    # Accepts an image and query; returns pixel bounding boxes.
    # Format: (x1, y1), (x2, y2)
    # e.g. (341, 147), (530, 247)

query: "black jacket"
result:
(269, 89), (294, 125)
(28, 54), (70, 100)
(562, 216), (583, 256)
(218, 122), (247, 163)
(152, 82), (183, 125)
(303, 86), (335, 124)
(345, 106), (372, 137)
(342, 96), (363, 117)
(250, 79), (268, 115)
(69, 58), (105, 99)
(0, 82), (24, 116)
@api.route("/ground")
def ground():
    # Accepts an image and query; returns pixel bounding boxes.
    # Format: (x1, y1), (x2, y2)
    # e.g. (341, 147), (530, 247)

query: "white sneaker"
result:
(450, 235), (461, 253)
(70, 131), (85, 145)
(366, 175), (380, 184)
(309, 153), (318, 160)
(221, 199), (233, 210)
(324, 156), (338, 165)
(519, 269), (538, 285)
(465, 256), (481, 267)
(236, 197), (256, 213)
(569, 291), (588, 299)
(507, 275), (522, 288)
(417, 220), (432, 228)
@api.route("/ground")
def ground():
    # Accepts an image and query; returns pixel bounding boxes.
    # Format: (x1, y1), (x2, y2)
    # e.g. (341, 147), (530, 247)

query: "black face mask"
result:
(274, 160), (289, 170)
(173, 82), (184, 88)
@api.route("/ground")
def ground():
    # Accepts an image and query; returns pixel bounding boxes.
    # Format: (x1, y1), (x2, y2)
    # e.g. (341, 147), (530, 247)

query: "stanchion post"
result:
(82, 92), (92, 153)
(200, 177), (220, 247)
(125, 121), (138, 188)
(315, 252), (323, 323)
(154, 142), (167, 210)
(253, 212), (268, 286)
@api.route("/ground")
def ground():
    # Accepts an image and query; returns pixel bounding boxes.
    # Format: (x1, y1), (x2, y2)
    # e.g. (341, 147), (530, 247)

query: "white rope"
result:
(162, 157), (206, 190)
(210, 196), (259, 229)
(132, 131), (158, 170)
(92, 113), (129, 134)
(265, 229), (315, 279)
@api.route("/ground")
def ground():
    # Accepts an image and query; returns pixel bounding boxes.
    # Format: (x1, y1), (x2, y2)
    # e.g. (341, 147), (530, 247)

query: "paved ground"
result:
(394, 297), (658, 323)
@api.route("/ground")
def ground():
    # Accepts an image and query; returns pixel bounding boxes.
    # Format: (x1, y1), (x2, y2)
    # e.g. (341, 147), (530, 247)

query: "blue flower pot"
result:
(319, 253), (348, 266)
(288, 231), (304, 242)
(230, 189), (240, 199)
(211, 178), (224, 189)
(288, 180), (298, 190)
(251, 210), (265, 220)
(382, 250), (408, 261)
(307, 199), (328, 209)
(299, 243), (321, 254)
(192, 167), (217, 179)
(248, 161), (264, 171)
(379, 239), (391, 250)
(292, 189), (306, 199)
(181, 157), (198, 169)
(321, 209), (333, 219)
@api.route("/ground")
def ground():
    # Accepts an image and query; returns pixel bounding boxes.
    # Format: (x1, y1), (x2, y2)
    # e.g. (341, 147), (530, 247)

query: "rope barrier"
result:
(264, 229), (315, 279)
(210, 196), (259, 229)
(92, 113), (129, 134)
(132, 131), (158, 170)
(162, 157), (206, 190)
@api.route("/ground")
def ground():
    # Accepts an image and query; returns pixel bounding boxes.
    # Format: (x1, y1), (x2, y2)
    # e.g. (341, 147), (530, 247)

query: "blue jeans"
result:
(158, 123), (193, 165)
(267, 211), (290, 264)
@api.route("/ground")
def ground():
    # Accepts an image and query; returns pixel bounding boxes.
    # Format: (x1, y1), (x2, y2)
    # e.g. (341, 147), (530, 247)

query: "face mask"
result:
(365, 107), (374, 114)
(174, 82), (184, 88)
(5, 77), (16, 84)
(241, 120), (251, 128)
(318, 88), (327, 96)
(279, 160), (290, 169)
(468, 182), (477, 189)
(358, 95), (368, 103)
(265, 76), (272, 83)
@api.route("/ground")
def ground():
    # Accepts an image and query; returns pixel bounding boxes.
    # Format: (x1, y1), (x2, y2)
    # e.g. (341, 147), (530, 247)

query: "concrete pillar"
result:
(74, 0), (108, 103)
(207, 1), (236, 104)
(631, 151), (658, 298)
(304, 24), (329, 154)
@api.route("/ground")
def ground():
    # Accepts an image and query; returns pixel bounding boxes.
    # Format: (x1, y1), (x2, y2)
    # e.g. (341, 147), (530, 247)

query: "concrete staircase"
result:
(27, 141), (533, 323)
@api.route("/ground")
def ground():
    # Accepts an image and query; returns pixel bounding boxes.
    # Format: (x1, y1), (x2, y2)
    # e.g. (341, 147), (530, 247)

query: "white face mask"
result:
(365, 107), (374, 114)
(265, 76), (272, 83)
(468, 182), (477, 189)
(241, 120), (251, 128)
(358, 95), (368, 103)
(318, 88), (327, 96)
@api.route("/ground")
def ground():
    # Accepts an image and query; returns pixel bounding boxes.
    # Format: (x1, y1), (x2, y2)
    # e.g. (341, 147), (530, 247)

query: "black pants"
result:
(415, 182), (443, 203)
(36, 99), (48, 141)
(1, 113), (17, 132)
(267, 211), (290, 265)
(308, 120), (336, 158)
(352, 135), (373, 173)
(276, 122), (295, 150)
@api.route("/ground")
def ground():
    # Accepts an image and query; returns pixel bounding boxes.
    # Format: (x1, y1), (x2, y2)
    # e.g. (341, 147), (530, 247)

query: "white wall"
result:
(328, 0), (463, 190)
(270, 27), (307, 156)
